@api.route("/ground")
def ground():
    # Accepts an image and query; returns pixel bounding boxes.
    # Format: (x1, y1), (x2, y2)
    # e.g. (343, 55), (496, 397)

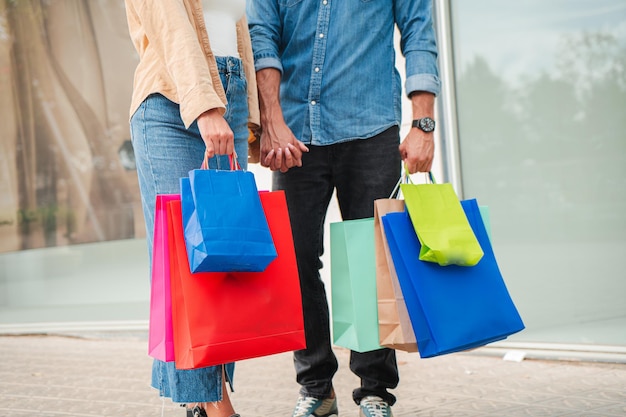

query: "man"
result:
(247, 1), (440, 416)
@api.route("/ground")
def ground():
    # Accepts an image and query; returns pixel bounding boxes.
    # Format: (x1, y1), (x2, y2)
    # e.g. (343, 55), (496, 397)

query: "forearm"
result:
(410, 91), (435, 119)
(256, 68), (285, 128)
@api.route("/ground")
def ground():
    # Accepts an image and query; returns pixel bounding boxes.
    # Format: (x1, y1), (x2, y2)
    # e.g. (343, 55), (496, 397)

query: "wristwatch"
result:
(412, 117), (436, 133)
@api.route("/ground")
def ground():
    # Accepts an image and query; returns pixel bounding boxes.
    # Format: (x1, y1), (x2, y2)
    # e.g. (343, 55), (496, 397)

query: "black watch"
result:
(412, 117), (436, 133)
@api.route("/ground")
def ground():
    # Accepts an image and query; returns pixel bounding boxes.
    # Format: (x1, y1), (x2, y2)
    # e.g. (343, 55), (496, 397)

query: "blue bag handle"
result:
(201, 150), (241, 171)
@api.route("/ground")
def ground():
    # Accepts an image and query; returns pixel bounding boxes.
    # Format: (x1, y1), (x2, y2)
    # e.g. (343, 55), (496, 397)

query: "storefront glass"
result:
(450, 0), (626, 346)
(0, 0), (148, 328)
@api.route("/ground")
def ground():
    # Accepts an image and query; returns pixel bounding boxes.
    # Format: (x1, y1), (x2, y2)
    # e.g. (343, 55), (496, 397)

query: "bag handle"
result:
(389, 166), (437, 199)
(201, 150), (241, 171)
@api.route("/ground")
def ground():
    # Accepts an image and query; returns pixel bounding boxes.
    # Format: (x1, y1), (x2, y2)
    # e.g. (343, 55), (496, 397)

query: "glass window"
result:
(450, 0), (626, 345)
(0, 0), (142, 251)
(0, 0), (147, 328)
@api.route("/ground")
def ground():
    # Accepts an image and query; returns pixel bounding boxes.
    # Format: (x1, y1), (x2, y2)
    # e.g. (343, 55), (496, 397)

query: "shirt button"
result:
(319, 33), (324, 38)
(311, 100), (317, 106)
(315, 67), (320, 72)
(323, 0), (328, 4)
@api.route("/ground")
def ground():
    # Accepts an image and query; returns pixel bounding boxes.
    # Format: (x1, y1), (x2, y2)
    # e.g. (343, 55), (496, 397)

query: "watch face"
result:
(419, 117), (435, 132)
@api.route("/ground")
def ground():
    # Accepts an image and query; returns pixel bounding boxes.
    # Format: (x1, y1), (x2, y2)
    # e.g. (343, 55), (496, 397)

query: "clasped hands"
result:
(258, 119), (309, 173)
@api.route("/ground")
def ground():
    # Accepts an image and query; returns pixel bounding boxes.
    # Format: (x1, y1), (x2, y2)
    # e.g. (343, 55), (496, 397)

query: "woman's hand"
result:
(197, 109), (234, 158)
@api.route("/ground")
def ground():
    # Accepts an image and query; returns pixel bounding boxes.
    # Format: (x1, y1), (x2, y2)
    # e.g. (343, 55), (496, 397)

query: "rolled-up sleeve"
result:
(247, 0), (284, 73)
(395, 0), (441, 97)
(405, 52), (441, 96)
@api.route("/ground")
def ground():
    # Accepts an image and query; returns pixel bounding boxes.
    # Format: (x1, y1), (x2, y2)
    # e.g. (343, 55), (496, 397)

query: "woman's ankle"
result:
(202, 402), (236, 417)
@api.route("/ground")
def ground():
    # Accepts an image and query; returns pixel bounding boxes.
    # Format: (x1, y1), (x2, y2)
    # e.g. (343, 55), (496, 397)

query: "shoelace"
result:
(361, 397), (389, 417)
(293, 396), (319, 416)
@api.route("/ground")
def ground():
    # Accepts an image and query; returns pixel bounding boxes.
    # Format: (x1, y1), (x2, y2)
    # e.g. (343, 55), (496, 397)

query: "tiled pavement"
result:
(0, 334), (625, 417)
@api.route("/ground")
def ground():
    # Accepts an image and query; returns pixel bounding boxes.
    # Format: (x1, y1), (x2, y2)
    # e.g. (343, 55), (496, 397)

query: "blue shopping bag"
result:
(381, 199), (524, 358)
(180, 168), (277, 273)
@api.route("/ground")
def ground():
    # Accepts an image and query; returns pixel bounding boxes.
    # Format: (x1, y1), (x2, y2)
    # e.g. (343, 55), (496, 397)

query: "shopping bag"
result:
(381, 199), (524, 358)
(479, 205), (492, 241)
(148, 194), (179, 362)
(330, 218), (382, 353)
(169, 188), (306, 370)
(374, 199), (418, 352)
(400, 181), (483, 266)
(181, 166), (277, 273)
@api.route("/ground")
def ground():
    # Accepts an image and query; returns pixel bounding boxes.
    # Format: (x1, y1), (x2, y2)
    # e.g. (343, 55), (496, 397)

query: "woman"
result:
(124, 1), (258, 416)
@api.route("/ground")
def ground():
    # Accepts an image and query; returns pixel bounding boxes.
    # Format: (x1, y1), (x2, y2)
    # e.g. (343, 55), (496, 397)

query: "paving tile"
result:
(1, 335), (625, 417)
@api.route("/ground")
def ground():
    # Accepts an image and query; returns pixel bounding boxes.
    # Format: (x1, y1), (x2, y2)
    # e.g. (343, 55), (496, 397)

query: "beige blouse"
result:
(124, 0), (259, 130)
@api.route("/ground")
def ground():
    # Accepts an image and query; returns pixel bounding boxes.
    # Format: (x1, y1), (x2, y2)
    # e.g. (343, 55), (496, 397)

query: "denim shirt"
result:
(247, 0), (441, 145)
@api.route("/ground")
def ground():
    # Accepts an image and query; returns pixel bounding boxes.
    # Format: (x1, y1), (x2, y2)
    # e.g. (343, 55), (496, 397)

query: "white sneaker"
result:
(292, 394), (339, 417)
(359, 396), (393, 417)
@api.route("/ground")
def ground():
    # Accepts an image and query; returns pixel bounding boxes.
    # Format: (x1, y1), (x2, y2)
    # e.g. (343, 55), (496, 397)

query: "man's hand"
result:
(400, 91), (436, 174)
(399, 129), (434, 174)
(260, 120), (309, 172)
(197, 108), (234, 158)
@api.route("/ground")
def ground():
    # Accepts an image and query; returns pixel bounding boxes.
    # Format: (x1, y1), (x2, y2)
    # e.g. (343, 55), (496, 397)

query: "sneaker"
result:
(292, 395), (338, 417)
(359, 396), (393, 417)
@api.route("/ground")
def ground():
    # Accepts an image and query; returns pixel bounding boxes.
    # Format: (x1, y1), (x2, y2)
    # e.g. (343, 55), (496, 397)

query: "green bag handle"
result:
(389, 166), (436, 199)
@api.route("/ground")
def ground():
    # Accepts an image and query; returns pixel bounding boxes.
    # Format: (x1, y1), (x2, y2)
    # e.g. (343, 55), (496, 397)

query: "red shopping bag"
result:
(148, 194), (179, 362)
(168, 190), (306, 370)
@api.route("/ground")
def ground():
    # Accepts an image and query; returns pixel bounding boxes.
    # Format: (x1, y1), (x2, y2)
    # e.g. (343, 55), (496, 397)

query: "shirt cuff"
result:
(405, 73), (441, 97)
(254, 56), (283, 74)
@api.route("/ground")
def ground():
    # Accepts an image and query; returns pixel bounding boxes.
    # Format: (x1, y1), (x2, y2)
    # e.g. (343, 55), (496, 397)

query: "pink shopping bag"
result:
(148, 194), (180, 361)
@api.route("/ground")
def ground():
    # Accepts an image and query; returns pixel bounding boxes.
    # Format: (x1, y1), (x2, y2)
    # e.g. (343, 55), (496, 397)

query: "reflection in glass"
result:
(451, 1), (626, 345)
(0, 0), (141, 253)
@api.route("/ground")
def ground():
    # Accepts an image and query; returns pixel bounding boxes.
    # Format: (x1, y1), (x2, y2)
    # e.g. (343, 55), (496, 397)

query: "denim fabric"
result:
(273, 127), (402, 406)
(247, 0), (440, 145)
(130, 56), (249, 403)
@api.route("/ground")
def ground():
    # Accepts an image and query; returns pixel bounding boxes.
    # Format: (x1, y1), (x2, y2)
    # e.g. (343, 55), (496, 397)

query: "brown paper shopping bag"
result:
(374, 199), (418, 352)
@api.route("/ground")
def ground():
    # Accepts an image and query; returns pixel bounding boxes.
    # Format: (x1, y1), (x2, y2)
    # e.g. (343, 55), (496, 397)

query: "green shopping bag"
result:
(330, 218), (382, 353)
(400, 173), (483, 266)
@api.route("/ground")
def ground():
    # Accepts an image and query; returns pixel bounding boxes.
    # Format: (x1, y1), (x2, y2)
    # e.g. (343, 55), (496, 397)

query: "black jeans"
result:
(273, 126), (401, 406)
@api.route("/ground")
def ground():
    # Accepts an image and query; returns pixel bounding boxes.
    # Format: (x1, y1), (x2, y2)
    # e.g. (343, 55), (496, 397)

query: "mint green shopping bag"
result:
(330, 218), (382, 353)
(479, 205), (492, 241)
(400, 173), (483, 267)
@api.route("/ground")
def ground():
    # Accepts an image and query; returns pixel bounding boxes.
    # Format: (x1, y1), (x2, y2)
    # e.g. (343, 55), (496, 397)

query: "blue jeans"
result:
(273, 127), (402, 406)
(130, 56), (249, 403)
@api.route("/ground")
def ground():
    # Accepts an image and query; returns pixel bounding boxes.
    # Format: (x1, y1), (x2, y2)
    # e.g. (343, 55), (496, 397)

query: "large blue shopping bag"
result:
(180, 167), (277, 273)
(381, 199), (524, 358)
